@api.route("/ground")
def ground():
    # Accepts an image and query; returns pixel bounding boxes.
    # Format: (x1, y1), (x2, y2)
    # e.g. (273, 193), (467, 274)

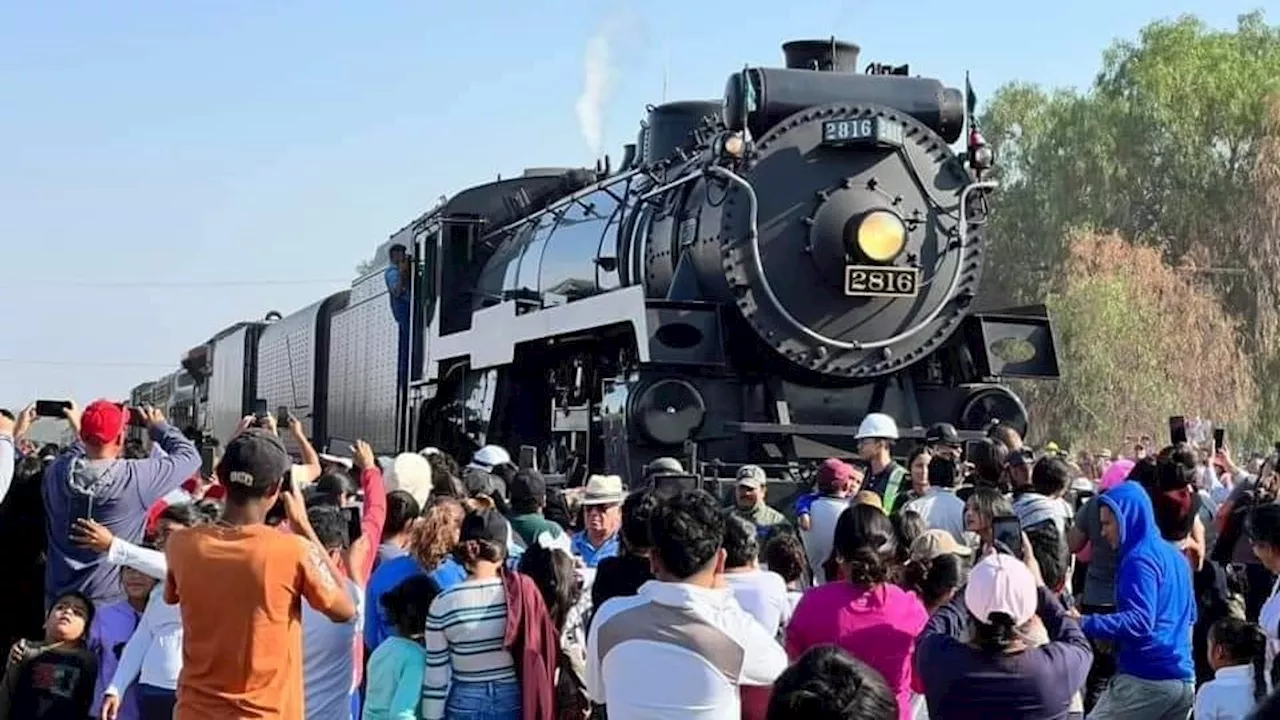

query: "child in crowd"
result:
(0, 590), (99, 720)
(1193, 617), (1268, 719)
(794, 461), (866, 531)
(764, 532), (809, 614)
(363, 574), (439, 720)
(766, 645), (898, 720)
(90, 567), (157, 720)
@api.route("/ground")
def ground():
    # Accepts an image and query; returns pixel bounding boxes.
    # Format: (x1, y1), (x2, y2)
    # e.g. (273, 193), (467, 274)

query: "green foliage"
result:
(1017, 232), (1254, 448)
(980, 11), (1280, 446)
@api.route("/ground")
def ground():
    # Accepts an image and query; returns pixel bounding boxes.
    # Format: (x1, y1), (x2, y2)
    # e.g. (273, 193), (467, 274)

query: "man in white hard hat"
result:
(856, 412), (908, 512)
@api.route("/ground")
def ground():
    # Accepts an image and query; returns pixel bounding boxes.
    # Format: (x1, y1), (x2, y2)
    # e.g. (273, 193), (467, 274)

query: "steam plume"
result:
(575, 28), (615, 157)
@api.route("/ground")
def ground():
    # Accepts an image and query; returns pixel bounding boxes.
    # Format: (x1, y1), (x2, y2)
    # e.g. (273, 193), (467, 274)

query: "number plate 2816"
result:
(845, 265), (919, 297)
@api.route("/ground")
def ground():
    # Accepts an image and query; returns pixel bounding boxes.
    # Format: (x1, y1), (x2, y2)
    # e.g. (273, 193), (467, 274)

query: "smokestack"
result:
(782, 38), (861, 72)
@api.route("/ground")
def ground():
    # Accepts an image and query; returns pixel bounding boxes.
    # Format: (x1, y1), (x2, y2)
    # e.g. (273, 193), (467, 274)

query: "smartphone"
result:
(992, 514), (1024, 558)
(199, 445), (216, 479)
(127, 406), (147, 428)
(35, 399), (72, 418)
(1214, 428), (1226, 454)
(518, 445), (537, 471)
(1169, 416), (1188, 446)
(276, 405), (290, 429)
(342, 506), (362, 542)
(327, 437), (356, 459)
(1074, 489), (1096, 511)
(252, 398), (270, 428)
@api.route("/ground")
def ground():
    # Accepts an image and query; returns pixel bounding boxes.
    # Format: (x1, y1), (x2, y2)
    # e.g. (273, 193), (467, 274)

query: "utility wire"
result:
(4, 278), (350, 289)
(0, 357), (174, 368)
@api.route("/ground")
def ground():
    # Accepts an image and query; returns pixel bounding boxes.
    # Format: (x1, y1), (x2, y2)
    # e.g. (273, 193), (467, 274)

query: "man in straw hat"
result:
(572, 474), (626, 568)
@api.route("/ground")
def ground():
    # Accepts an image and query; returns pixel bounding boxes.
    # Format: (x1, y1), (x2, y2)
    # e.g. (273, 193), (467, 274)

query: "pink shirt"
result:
(785, 582), (928, 720)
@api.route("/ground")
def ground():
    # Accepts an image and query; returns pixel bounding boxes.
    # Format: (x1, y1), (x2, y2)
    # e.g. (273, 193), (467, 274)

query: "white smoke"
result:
(575, 27), (615, 157)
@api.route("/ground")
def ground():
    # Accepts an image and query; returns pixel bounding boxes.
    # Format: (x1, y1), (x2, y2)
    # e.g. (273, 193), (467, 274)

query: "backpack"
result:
(1212, 489), (1260, 565)
(555, 646), (591, 720)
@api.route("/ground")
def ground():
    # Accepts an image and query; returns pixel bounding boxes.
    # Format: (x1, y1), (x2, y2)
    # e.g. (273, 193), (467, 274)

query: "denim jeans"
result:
(445, 678), (521, 720)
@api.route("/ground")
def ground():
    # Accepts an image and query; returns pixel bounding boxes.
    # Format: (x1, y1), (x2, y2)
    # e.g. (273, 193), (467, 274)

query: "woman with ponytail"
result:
(786, 504), (928, 720)
(915, 553), (1092, 719)
(1194, 617), (1268, 718)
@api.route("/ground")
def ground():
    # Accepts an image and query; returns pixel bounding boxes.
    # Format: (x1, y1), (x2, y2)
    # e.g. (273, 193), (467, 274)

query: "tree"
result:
(1017, 231), (1255, 448)
(355, 257), (379, 277)
(979, 11), (1280, 443)
(981, 12), (1280, 299)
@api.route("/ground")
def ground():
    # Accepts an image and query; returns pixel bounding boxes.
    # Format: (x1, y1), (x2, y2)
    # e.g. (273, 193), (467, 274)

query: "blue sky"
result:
(0, 0), (1270, 413)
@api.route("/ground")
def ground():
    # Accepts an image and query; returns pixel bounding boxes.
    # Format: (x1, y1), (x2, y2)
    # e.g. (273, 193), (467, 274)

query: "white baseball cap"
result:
(963, 553), (1038, 626)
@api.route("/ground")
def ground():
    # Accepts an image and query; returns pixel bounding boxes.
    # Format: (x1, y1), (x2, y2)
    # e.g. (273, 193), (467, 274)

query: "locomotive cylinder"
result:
(723, 68), (966, 143)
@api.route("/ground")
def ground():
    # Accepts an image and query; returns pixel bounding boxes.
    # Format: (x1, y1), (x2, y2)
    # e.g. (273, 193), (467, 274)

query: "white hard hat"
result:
(855, 413), (899, 440)
(472, 444), (511, 467)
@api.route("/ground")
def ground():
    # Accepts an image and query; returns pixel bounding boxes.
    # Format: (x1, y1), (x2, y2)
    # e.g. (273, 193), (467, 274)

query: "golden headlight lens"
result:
(854, 211), (907, 263)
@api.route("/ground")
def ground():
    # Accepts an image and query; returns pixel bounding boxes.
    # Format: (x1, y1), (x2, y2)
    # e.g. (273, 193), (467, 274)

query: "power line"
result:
(0, 357), (174, 369)
(5, 278), (350, 289)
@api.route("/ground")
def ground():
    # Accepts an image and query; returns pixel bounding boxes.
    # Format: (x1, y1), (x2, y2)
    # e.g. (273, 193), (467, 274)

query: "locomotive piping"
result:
(726, 166), (995, 355)
(638, 171), (703, 202)
(855, 180), (998, 350)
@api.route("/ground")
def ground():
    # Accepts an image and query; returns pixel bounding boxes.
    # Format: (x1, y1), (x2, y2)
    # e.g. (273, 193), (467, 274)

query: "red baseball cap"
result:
(80, 400), (128, 445)
(816, 457), (855, 492)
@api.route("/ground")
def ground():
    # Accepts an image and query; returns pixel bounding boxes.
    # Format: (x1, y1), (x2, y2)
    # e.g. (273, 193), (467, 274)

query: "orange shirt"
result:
(165, 523), (350, 720)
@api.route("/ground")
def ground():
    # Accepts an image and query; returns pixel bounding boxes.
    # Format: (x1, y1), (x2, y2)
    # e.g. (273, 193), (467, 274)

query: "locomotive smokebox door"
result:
(702, 102), (985, 382)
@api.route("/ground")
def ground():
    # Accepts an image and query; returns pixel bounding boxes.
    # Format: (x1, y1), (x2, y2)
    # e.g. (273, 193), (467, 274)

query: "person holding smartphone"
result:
(42, 400), (200, 612)
(163, 428), (356, 718)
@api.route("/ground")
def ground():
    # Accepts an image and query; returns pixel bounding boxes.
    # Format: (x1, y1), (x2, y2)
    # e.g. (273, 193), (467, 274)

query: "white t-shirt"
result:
(801, 496), (850, 583)
(724, 569), (792, 637)
(903, 489), (968, 543)
(303, 579), (365, 720)
(587, 580), (787, 719)
(1261, 578), (1280, 690)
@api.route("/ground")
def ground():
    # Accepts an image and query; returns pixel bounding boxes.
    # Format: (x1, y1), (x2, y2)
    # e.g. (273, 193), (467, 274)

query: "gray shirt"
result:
(1075, 498), (1117, 607)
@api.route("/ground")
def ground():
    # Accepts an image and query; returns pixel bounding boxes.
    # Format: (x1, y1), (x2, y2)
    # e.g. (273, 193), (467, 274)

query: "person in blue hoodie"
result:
(1077, 480), (1196, 719)
(43, 400), (199, 611)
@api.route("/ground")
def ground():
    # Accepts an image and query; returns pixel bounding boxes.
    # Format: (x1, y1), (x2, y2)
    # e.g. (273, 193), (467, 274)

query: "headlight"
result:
(853, 210), (907, 263)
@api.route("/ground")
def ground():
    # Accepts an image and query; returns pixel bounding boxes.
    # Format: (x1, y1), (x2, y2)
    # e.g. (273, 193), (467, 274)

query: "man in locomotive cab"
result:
(383, 243), (411, 320)
(384, 243), (412, 387)
(856, 413), (908, 513)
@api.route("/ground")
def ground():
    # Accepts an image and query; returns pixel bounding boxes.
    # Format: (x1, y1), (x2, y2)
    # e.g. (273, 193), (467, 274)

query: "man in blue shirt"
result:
(572, 474), (625, 568)
(383, 244), (412, 386)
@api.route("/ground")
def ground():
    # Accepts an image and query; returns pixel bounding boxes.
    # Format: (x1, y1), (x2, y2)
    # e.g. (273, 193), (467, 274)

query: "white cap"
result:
(855, 412), (899, 441)
(964, 553), (1038, 626)
(386, 452), (433, 508)
(472, 444), (511, 468)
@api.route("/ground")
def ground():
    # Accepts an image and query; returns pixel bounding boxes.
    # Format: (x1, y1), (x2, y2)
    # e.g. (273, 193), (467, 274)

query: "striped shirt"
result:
(421, 576), (515, 719)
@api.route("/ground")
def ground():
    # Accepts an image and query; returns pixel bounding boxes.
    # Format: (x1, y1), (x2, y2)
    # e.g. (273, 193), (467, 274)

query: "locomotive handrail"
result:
(855, 180), (998, 350)
(479, 168), (644, 242)
(637, 170), (703, 202)
(724, 167), (996, 353)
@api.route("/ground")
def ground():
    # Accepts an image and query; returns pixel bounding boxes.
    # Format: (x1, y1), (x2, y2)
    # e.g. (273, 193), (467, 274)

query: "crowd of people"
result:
(1, 400), (1279, 719)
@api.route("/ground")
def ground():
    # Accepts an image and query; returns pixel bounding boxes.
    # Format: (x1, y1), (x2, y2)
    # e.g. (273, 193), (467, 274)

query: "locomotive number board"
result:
(821, 117), (904, 147)
(845, 265), (919, 298)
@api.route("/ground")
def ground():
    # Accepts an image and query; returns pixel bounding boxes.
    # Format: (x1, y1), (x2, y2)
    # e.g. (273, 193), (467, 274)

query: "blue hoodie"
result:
(42, 423), (199, 609)
(1081, 481), (1196, 681)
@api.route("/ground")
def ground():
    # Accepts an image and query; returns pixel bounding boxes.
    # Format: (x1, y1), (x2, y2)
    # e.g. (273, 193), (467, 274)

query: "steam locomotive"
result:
(131, 38), (1059, 487)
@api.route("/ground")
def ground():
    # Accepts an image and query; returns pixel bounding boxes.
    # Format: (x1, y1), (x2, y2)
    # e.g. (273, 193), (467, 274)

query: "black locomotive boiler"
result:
(151, 38), (1060, 489)
(405, 38), (1059, 484)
